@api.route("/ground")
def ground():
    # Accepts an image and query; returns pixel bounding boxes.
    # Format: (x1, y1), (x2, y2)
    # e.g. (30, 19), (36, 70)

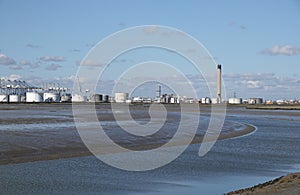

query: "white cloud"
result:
(1, 74), (22, 81)
(77, 59), (106, 67)
(260, 45), (300, 56)
(40, 55), (65, 62)
(242, 80), (261, 89)
(45, 63), (62, 71)
(18, 60), (40, 69)
(19, 60), (31, 65)
(0, 53), (16, 65)
(9, 65), (23, 70)
(223, 73), (300, 100)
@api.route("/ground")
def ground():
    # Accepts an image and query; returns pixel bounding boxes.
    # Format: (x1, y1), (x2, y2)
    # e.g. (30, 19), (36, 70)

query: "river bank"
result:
(225, 172), (300, 195)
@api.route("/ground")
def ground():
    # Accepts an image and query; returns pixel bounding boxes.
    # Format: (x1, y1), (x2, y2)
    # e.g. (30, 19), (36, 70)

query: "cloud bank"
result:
(260, 45), (300, 56)
(40, 55), (65, 62)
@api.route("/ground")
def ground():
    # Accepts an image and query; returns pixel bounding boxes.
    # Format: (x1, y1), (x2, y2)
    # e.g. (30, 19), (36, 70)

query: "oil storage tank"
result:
(43, 92), (60, 102)
(72, 94), (87, 102)
(26, 92), (43, 102)
(0, 94), (8, 102)
(91, 94), (103, 102)
(9, 94), (21, 103)
(115, 93), (128, 103)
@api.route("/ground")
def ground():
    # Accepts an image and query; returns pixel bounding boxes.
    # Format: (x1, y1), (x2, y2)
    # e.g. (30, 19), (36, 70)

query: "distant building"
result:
(201, 97), (211, 104)
(115, 92), (129, 103)
(248, 98), (263, 105)
(228, 98), (242, 104)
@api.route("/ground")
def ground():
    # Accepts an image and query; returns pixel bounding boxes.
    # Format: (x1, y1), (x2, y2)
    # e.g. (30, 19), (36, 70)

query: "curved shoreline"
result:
(0, 103), (257, 165)
(225, 172), (300, 195)
(0, 122), (256, 166)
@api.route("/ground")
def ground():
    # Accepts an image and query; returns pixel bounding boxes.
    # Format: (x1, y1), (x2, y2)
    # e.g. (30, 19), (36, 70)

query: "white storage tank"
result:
(26, 92), (43, 102)
(228, 98), (242, 104)
(115, 93), (129, 103)
(0, 94), (8, 102)
(211, 98), (218, 104)
(9, 95), (21, 103)
(72, 94), (87, 102)
(43, 92), (60, 102)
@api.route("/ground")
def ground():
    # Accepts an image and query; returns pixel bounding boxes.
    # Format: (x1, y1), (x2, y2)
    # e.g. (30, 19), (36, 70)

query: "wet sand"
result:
(225, 172), (300, 195)
(246, 104), (300, 110)
(0, 103), (255, 165)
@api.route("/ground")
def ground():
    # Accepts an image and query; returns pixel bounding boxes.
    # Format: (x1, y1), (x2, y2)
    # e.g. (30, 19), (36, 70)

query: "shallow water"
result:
(1, 105), (300, 194)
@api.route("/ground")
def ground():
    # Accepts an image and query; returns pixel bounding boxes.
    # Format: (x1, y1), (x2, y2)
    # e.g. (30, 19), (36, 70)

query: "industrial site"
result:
(1, 65), (299, 105)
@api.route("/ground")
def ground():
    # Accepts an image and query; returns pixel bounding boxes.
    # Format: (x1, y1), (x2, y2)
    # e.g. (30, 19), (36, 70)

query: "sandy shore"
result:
(0, 103), (255, 165)
(225, 172), (300, 195)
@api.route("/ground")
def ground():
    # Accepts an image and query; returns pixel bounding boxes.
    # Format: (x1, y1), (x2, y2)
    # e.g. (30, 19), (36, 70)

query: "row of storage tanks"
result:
(0, 92), (68, 103)
(0, 92), (111, 103)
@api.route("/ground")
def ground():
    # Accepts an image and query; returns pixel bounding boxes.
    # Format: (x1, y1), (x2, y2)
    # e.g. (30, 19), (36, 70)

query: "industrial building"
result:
(228, 98), (243, 104)
(114, 92), (129, 103)
(0, 79), (71, 103)
(248, 98), (263, 105)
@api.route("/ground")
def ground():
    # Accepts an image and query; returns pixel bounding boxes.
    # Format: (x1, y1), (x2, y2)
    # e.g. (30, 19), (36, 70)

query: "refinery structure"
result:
(1, 65), (299, 105)
(0, 79), (71, 103)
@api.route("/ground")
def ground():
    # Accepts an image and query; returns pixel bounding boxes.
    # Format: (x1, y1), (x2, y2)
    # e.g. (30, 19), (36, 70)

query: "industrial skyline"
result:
(0, 1), (299, 100)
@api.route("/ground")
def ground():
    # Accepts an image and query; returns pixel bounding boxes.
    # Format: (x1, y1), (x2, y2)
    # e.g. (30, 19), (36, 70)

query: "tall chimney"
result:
(217, 64), (222, 103)
(156, 84), (161, 99)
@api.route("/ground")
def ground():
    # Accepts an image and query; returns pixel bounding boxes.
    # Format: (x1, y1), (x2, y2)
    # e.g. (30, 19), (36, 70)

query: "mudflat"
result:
(0, 103), (255, 165)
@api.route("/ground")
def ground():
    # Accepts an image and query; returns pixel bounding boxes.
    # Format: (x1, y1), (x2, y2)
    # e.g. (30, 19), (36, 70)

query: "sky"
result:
(0, 0), (300, 100)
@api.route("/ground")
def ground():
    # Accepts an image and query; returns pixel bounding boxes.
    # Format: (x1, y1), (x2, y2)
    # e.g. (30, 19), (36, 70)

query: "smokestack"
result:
(217, 64), (222, 103)
(156, 84), (161, 99)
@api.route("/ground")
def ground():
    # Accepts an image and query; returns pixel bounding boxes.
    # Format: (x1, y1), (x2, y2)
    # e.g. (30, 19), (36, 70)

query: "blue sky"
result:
(0, 0), (300, 100)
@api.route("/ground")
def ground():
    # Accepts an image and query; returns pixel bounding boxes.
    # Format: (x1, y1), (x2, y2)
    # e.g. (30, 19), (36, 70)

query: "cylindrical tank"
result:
(60, 94), (71, 102)
(104, 95), (109, 103)
(228, 98), (242, 104)
(92, 94), (103, 102)
(20, 96), (26, 102)
(115, 93), (128, 103)
(26, 92), (43, 102)
(72, 94), (87, 102)
(43, 92), (60, 102)
(248, 98), (263, 105)
(9, 95), (21, 103)
(205, 97), (211, 104)
(170, 97), (176, 104)
(0, 94), (8, 102)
